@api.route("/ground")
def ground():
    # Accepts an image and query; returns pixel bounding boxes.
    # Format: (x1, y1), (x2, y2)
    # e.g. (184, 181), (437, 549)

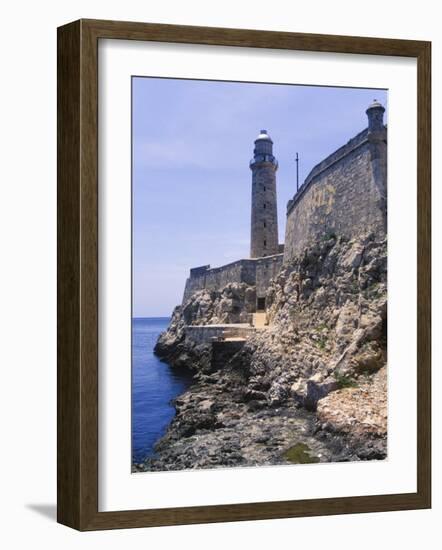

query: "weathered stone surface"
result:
(316, 366), (387, 459)
(139, 235), (387, 472)
(291, 373), (338, 411)
(182, 255), (284, 306)
(284, 125), (387, 262)
(250, 130), (279, 258)
(138, 370), (349, 472)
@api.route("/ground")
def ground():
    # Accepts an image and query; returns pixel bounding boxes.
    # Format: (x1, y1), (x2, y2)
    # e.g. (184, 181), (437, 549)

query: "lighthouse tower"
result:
(249, 130), (279, 258)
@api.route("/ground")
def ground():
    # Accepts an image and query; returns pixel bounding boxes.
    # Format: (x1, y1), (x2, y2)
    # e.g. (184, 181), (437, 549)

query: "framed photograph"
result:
(57, 19), (431, 530)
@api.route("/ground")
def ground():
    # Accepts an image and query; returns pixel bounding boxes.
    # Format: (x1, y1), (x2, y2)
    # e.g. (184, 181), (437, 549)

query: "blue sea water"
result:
(132, 317), (193, 464)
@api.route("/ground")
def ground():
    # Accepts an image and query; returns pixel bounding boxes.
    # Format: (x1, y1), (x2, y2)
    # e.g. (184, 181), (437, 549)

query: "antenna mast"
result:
(295, 152), (299, 192)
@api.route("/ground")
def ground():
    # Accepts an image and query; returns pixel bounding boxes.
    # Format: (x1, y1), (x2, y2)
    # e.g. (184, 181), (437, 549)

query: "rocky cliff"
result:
(141, 233), (387, 471)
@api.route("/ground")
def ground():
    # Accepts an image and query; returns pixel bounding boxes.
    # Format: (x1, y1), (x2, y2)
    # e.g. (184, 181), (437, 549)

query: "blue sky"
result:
(132, 78), (387, 317)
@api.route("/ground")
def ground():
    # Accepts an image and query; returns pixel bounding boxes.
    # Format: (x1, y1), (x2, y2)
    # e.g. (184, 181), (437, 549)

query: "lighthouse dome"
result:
(255, 129), (272, 142)
(251, 129), (276, 165)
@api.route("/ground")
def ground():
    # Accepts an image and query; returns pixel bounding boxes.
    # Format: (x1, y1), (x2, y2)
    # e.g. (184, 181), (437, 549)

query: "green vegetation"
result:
(321, 230), (337, 241)
(350, 279), (360, 294)
(364, 282), (383, 299)
(334, 370), (357, 389)
(313, 328), (328, 350)
(283, 443), (320, 464)
(315, 337), (326, 350)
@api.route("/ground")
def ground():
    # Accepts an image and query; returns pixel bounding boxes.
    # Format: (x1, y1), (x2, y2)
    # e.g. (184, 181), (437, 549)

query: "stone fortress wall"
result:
(284, 121), (387, 262)
(182, 259), (256, 304)
(182, 254), (284, 305)
(255, 254), (284, 298)
(181, 102), (387, 311)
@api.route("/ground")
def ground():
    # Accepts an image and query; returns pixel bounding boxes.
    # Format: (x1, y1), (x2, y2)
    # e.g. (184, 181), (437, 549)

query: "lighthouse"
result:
(249, 130), (279, 258)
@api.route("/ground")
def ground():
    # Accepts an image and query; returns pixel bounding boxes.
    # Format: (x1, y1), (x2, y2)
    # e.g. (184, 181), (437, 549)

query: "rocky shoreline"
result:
(134, 234), (387, 472)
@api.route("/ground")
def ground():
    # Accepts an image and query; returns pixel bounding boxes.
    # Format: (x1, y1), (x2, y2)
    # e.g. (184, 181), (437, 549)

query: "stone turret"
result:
(366, 99), (386, 133)
(249, 130), (279, 258)
(366, 100), (387, 229)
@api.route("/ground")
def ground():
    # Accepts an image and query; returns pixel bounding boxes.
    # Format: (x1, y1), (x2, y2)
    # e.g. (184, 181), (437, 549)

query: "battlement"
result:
(182, 253), (283, 307)
(190, 265), (210, 278)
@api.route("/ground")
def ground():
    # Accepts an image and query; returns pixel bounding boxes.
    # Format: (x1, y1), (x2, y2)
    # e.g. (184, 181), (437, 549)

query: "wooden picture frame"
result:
(57, 18), (431, 530)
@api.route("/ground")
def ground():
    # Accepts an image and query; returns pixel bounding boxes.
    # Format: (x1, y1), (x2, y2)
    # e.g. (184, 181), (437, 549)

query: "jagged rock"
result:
(291, 373), (338, 411)
(267, 379), (289, 406)
(352, 341), (385, 373)
(143, 235), (387, 471)
(305, 376), (338, 410)
(290, 379), (306, 399)
(342, 241), (365, 270)
(335, 301), (359, 344)
(199, 399), (215, 413)
(316, 367), (387, 458)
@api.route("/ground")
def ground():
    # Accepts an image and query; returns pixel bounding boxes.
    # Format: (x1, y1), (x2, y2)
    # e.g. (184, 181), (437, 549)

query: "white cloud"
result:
(134, 138), (217, 169)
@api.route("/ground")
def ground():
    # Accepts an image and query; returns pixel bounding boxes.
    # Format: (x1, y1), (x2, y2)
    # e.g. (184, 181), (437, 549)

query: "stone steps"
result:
(252, 312), (267, 328)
